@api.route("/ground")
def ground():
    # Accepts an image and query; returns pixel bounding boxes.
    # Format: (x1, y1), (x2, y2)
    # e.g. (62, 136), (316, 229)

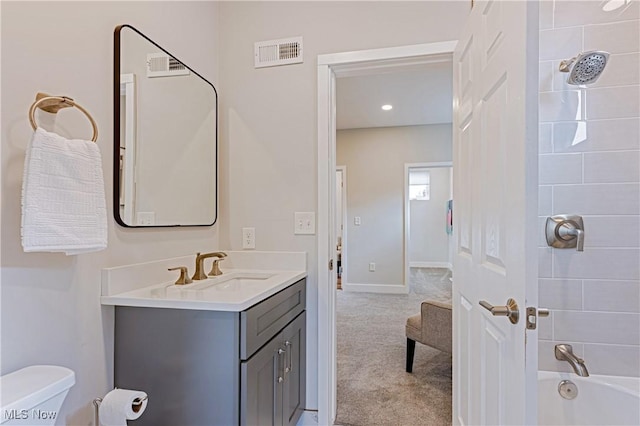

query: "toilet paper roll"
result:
(99, 388), (148, 426)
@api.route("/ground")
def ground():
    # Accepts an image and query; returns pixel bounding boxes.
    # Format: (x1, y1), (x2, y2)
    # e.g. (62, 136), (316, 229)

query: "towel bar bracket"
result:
(34, 92), (75, 113)
(28, 92), (98, 142)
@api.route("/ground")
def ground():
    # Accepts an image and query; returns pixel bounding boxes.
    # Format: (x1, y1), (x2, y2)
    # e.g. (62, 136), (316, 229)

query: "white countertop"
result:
(100, 251), (307, 312)
(101, 268), (306, 312)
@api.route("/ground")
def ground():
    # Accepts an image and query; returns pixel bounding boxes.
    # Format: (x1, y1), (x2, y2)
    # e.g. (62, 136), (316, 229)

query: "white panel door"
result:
(452, 1), (539, 425)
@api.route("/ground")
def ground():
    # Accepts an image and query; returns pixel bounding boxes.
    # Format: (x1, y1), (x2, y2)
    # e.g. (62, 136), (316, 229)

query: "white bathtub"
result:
(538, 371), (640, 425)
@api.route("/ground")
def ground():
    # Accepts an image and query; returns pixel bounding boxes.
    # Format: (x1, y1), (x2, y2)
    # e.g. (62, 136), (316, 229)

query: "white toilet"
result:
(0, 365), (75, 425)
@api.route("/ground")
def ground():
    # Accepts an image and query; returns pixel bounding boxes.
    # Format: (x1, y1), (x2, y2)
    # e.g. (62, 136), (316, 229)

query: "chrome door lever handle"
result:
(479, 298), (519, 324)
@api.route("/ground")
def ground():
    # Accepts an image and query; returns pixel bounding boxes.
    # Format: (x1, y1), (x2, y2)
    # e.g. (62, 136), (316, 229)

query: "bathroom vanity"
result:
(102, 252), (307, 426)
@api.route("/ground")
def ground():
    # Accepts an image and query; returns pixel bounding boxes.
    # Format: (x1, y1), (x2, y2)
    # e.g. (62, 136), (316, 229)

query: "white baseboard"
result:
(342, 282), (409, 294)
(409, 261), (452, 270)
(296, 411), (318, 426)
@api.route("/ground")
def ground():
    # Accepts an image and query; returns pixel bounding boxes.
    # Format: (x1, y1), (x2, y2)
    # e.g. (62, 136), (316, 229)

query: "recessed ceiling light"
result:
(381, 104), (393, 111)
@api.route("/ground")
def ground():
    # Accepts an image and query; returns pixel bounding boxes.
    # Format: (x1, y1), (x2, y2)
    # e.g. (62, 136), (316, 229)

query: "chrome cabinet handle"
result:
(479, 298), (519, 324)
(277, 348), (286, 384)
(284, 341), (292, 373)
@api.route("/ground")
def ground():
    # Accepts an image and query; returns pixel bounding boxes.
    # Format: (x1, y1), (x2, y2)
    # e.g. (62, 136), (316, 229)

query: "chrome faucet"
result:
(192, 252), (227, 280)
(555, 344), (589, 377)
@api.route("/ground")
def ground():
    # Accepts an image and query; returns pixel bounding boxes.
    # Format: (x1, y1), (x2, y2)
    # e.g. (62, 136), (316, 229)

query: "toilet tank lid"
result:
(0, 365), (75, 415)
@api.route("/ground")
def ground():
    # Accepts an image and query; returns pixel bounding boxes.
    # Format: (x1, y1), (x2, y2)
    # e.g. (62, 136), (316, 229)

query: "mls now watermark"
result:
(4, 409), (58, 421)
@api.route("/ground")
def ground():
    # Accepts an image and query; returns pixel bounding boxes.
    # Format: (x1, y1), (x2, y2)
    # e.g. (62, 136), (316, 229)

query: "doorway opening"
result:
(317, 41), (457, 425)
(405, 163), (453, 296)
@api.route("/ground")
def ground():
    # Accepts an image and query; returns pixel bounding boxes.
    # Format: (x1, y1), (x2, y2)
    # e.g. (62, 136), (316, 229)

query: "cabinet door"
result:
(241, 312), (306, 426)
(283, 312), (306, 426)
(241, 336), (284, 426)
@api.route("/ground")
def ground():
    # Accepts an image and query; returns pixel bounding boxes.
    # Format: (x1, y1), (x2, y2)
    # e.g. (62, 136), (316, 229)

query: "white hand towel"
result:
(21, 127), (108, 255)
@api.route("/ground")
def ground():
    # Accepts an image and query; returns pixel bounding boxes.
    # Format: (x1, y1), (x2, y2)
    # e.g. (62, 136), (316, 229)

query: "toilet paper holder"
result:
(92, 390), (148, 426)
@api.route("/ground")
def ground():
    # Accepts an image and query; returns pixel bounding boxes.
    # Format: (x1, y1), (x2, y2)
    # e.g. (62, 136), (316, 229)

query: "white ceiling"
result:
(336, 61), (453, 130)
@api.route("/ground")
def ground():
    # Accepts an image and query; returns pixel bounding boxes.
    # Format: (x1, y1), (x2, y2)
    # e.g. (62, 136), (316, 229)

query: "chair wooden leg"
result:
(406, 338), (416, 373)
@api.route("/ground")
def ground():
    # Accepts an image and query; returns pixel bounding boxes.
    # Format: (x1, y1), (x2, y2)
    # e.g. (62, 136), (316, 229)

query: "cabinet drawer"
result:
(241, 278), (306, 360)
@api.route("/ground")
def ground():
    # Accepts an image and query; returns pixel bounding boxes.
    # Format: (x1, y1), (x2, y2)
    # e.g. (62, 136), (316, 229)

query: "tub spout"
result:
(555, 344), (589, 377)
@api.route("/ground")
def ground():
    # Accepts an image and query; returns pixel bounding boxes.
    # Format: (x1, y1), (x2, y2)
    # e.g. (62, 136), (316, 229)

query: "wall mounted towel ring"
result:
(29, 92), (98, 142)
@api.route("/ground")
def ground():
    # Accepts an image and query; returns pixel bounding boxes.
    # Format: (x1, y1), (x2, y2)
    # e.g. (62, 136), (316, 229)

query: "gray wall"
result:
(220, 1), (469, 408)
(218, 1), (466, 407)
(409, 167), (451, 267)
(1, 2), (219, 424)
(337, 125), (452, 288)
(537, 0), (640, 377)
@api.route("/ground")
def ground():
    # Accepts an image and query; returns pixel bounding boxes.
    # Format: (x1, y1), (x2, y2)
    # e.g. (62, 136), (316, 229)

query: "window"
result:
(409, 169), (430, 201)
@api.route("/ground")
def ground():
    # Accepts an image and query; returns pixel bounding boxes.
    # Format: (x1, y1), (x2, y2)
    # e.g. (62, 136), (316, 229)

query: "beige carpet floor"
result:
(335, 268), (453, 426)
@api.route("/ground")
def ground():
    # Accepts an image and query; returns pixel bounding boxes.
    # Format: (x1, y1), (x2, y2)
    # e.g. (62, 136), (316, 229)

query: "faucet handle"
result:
(546, 214), (585, 252)
(208, 252), (227, 276)
(168, 266), (193, 285)
(560, 225), (584, 251)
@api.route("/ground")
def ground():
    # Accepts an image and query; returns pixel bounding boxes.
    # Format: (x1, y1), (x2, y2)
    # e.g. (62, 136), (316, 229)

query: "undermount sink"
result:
(193, 277), (269, 292)
(175, 272), (276, 292)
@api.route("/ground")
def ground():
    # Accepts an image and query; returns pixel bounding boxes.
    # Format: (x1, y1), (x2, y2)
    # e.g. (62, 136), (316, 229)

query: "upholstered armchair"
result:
(405, 300), (452, 373)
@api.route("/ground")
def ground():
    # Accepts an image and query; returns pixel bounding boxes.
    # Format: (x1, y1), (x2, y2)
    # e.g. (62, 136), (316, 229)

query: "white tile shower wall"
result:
(538, 0), (640, 377)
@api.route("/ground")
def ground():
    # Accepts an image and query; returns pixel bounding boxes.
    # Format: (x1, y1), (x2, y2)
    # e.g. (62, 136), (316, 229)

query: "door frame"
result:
(404, 162), (453, 285)
(317, 41), (457, 425)
(336, 166), (347, 287)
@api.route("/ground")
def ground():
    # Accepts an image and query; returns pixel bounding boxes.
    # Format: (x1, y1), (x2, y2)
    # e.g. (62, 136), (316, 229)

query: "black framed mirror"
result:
(114, 24), (217, 227)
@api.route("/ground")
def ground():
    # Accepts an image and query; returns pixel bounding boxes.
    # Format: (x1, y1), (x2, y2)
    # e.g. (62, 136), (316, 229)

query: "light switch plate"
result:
(354, 216), (361, 226)
(294, 212), (315, 235)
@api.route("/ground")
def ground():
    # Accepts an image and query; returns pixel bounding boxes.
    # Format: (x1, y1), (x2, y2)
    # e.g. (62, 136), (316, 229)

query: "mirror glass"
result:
(114, 25), (217, 227)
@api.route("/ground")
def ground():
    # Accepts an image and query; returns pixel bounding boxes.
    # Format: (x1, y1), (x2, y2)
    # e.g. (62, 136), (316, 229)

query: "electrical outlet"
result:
(137, 212), (155, 225)
(242, 227), (255, 249)
(354, 216), (361, 226)
(369, 262), (376, 272)
(294, 212), (315, 235)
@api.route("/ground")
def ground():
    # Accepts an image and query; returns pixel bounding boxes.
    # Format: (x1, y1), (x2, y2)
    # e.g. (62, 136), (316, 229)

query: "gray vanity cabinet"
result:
(241, 312), (306, 426)
(114, 278), (306, 426)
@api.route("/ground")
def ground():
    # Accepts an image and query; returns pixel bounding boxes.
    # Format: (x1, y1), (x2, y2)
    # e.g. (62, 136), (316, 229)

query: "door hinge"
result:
(329, 259), (334, 270)
(526, 307), (550, 330)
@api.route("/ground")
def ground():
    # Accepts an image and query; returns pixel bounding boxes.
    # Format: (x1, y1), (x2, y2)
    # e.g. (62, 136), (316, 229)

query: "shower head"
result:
(559, 51), (610, 85)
